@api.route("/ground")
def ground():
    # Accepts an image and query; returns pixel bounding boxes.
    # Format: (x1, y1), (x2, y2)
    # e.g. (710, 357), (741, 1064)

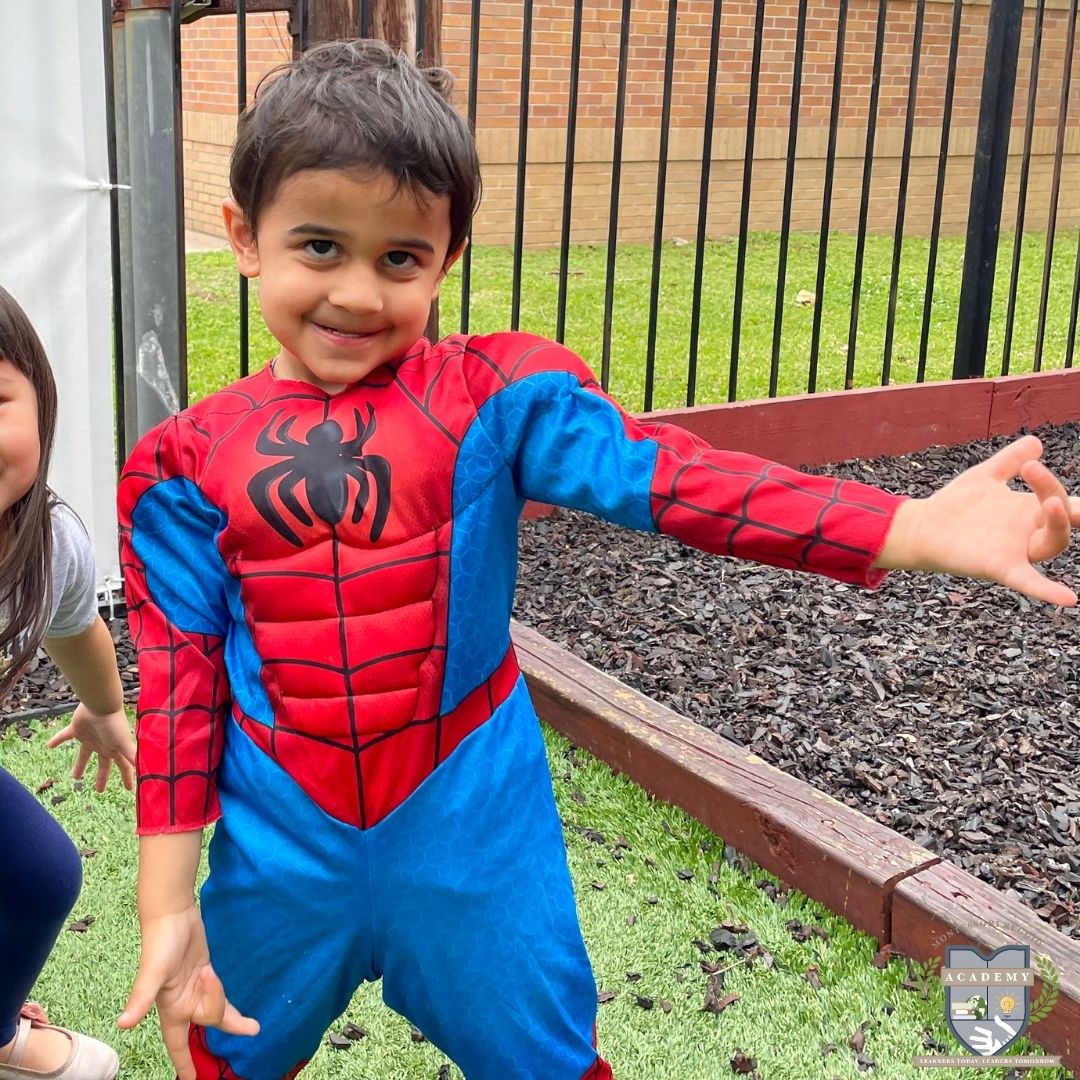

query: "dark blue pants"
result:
(0, 764), (83, 1046)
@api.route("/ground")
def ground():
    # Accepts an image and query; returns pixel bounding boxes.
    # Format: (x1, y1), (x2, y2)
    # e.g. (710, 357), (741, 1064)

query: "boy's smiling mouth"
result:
(313, 321), (380, 340)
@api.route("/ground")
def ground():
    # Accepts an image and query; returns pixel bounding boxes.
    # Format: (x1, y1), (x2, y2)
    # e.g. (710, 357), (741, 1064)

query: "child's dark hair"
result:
(0, 286), (57, 701)
(231, 38), (481, 257)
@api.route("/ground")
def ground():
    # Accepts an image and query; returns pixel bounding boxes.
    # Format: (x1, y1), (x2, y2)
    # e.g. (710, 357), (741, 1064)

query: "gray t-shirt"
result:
(46, 502), (98, 638)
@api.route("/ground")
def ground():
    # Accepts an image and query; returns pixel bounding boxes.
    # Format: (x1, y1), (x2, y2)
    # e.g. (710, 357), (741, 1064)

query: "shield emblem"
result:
(945, 945), (1031, 1056)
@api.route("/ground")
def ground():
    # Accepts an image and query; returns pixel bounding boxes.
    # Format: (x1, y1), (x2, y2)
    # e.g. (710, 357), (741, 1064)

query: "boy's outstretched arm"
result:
(874, 434), (1080, 607)
(118, 831), (259, 1080)
(44, 614), (136, 791)
(478, 336), (1079, 606)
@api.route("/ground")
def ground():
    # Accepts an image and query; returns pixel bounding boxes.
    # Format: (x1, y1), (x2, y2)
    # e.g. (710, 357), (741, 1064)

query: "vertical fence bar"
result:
(643, 0), (679, 411)
(459, 0), (481, 333)
(1002, 0), (1046, 375)
(601, 0), (632, 392)
(845, 0), (888, 388)
(881, 0), (926, 386)
(510, 0), (534, 331)
(172, 0), (188, 407)
(299, 0), (309, 51)
(1068, 221), (1080, 368)
(953, 0), (1024, 379)
(1041, 0), (1078, 367)
(358, 0), (370, 37)
(917, 0), (963, 382)
(808, 0), (849, 394)
(102, 0), (126, 473)
(729, 0), (766, 402)
(768, 0), (809, 398)
(238, 0), (249, 378)
(686, 0), (724, 407)
(555, 0), (585, 344)
(417, 0), (426, 56)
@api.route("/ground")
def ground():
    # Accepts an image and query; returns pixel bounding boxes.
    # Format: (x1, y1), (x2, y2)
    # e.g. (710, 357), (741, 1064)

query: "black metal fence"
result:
(105, 0), (1080, 451)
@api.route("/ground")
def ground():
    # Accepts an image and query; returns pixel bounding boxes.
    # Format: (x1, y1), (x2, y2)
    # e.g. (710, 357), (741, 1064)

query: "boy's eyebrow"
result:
(288, 223), (436, 254)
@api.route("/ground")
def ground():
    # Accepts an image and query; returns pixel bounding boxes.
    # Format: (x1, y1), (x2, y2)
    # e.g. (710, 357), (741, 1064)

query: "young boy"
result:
(116, 38), (1079, 1080)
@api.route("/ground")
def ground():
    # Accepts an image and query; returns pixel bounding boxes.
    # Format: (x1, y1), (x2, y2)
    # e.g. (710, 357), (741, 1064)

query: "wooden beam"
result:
(511, 620), (939, 943)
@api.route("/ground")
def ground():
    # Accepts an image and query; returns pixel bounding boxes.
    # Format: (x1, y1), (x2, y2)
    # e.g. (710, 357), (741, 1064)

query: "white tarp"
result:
(0, 2), (119, 595)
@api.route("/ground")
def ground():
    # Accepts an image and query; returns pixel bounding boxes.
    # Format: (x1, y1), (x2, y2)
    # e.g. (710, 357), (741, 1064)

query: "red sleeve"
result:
(642, 418), (904, 587)
(118, 417), (231, 834)
(460, 332), (905, 587)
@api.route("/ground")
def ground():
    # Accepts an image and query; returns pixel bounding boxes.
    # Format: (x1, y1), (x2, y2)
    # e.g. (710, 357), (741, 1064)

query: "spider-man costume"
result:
(119, 332), (903, 1080)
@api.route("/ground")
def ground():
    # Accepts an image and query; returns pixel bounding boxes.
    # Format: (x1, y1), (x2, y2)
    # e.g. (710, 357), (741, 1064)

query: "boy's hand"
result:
(876, 434), (1080, 606)
(118, 906), (260, 1080)
(47, 704), (136, 792)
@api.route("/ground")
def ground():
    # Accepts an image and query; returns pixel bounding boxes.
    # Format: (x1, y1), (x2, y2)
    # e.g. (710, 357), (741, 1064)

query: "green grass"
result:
(187, 230), (1080, 410)
(2, 717), (1066, 1079)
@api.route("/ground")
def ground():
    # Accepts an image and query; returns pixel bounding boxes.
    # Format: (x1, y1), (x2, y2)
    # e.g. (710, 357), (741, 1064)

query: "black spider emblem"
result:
(247, 405), (392, 546)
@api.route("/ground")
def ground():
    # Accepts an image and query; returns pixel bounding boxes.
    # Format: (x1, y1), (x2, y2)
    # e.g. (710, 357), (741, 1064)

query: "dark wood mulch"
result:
(4, 424), (1078, 946)
(515, 422), (1080, 943)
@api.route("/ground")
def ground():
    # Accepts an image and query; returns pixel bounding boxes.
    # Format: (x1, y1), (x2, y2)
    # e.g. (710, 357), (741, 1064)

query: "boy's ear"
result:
(432, 240), (468, 297)
(222, 198), (260, 278)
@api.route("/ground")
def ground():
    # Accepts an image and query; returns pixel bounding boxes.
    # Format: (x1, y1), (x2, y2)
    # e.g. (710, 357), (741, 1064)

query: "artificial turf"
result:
(1, 715), (1066, 1079)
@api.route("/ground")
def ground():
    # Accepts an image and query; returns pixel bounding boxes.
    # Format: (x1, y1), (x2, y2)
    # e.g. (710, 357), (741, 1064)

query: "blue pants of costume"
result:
(198, 679), (609, 1080)
(0, 765), (83, 1046)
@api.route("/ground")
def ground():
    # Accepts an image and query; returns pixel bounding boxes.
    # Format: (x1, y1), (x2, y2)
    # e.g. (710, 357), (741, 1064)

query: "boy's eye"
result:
(305, 239), (338, 258)
(384, 251), (416, 269)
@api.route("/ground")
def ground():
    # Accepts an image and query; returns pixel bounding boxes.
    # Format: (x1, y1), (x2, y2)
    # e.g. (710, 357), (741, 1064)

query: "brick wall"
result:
(181, 0), (1080, 247)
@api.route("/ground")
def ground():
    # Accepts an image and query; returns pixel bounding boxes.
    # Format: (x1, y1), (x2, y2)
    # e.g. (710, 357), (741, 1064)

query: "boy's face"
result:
(224, 168), (459, 393)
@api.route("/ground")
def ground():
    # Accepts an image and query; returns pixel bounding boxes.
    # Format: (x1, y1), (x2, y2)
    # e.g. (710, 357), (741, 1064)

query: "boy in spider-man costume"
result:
(116, 38), (1080, 1080)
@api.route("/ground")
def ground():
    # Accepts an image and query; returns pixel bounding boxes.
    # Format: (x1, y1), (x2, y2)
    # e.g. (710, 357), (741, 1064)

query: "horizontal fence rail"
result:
(109, 0), (1080, 428)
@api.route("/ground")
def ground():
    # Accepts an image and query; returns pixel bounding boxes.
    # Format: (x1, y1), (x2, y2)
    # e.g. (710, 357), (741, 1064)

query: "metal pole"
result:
(952, 0), (1023, 379)
(118, 0), (187, 449)
(111, 10), (138, 458)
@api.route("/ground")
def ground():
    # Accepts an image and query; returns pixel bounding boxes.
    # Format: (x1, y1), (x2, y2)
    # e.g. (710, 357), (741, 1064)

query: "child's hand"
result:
(47, 704), (136, 792)
(118, 906), (260, 1080)
(876, 434), (1080, 606)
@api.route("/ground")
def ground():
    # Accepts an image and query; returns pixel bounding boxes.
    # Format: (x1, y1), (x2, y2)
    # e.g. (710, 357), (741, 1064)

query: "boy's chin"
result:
(275, 350), (390, 392)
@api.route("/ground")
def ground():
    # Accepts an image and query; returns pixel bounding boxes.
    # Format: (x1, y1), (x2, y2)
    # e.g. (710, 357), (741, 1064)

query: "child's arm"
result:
(872, 434), (1077, 605)
(44, 614), (135, 791)
(472, 335), (1079, 604)
(117, 832), (258, 1080)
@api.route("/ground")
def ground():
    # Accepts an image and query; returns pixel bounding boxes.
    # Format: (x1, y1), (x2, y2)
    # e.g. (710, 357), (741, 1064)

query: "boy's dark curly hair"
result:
(231, 38), (481, 256)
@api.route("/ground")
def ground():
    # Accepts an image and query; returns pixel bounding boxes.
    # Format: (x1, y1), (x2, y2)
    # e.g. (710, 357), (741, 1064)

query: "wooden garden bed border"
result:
(641, 367), (1080, 467)
(514, 622), (1080, 1073)
(517, 368), (1080, 1072)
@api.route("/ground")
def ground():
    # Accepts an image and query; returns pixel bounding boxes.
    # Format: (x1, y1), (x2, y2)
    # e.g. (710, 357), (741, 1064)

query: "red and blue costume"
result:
(119, 333), (903, 1080)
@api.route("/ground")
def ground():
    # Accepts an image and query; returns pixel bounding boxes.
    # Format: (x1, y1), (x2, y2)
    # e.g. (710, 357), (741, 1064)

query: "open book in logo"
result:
(943, 945), (1031, 1056)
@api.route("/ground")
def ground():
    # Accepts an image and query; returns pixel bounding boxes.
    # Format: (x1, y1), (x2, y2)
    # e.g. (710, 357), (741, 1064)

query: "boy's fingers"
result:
(1020, 458), (1069, 503)
(1032, 491), (1071, 562)
(160, 1015), (197, 1080)
(191, 967), (259, 1035)
(1003, 563), (1076, 607)
(218, 1001), (261, 1038)
(117, 974), (159, 1030)
(984, 434), (1043, 482)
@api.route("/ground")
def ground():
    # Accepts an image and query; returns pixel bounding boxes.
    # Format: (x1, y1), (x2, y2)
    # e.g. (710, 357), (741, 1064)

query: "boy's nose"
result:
(327, 270), (384, 315)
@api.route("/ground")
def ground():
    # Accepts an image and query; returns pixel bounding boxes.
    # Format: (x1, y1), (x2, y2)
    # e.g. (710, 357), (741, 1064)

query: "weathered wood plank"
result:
(892, 860), (1079, 1074)
(639, 381), (994, 467)
(989, 369), (1080, 438)
(511, 620), (938, 942)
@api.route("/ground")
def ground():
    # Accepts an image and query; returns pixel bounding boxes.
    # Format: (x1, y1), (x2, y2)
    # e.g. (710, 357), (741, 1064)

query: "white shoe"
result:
(0, 1015), (119, 1080)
